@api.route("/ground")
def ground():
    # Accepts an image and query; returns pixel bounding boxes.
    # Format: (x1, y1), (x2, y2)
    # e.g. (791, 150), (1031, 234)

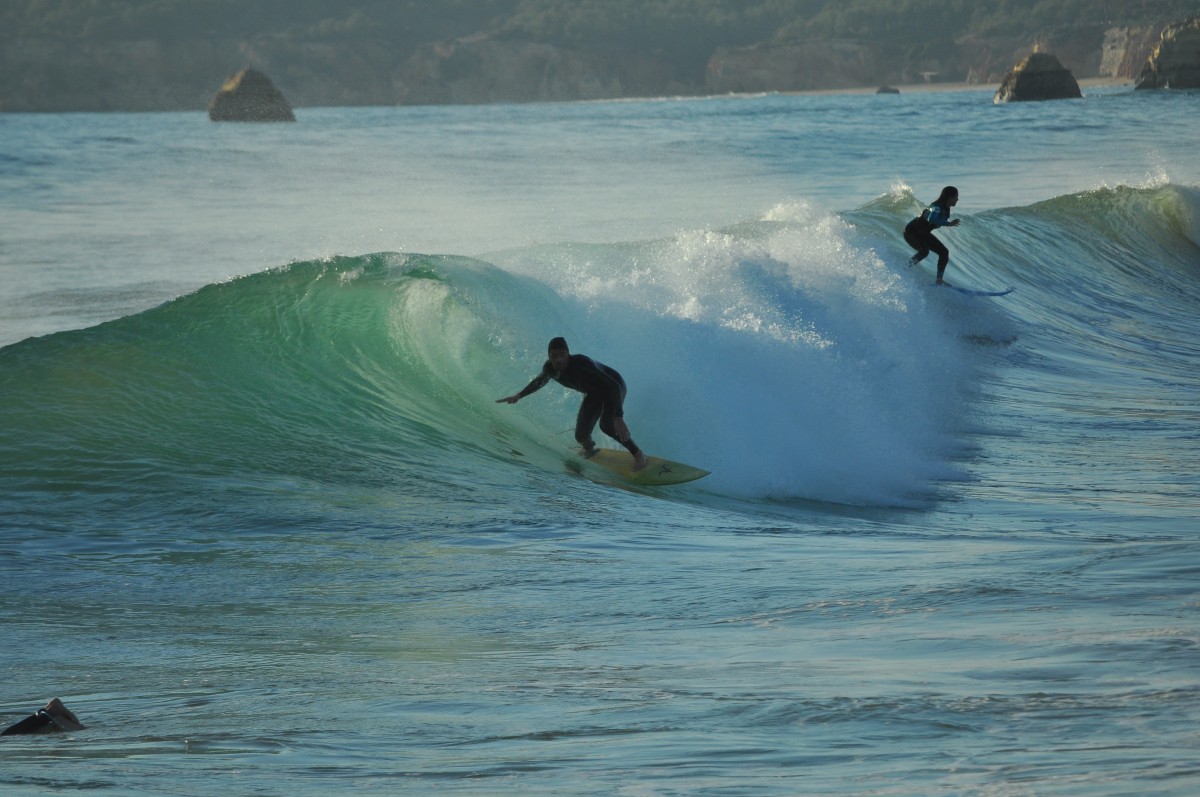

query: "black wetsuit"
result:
(904, 201), (953, 281)
(517, 354), (642, 455)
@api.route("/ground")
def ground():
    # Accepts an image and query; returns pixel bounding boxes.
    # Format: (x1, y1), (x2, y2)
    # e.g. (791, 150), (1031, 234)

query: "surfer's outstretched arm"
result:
(497, 367), (552, 404)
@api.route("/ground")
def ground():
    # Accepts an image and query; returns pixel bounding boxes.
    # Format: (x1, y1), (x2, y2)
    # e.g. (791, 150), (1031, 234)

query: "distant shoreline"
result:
(783, 76), (1133, 97)
(0, 77), (1136, 115)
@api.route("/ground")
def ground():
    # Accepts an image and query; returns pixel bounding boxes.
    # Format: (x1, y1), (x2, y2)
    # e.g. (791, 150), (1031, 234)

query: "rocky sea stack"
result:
(1135, 17), (1200, 89)
(993, 52), (1082, 103)
(208, 68), (295, 122)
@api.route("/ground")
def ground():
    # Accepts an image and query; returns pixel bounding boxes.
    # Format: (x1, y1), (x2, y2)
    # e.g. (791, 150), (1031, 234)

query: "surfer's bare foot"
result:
(631, 452), (648, 472)
(580, 446), (598, 459)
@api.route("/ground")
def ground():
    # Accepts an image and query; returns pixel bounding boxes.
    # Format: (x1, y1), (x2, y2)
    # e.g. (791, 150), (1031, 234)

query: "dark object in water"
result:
(1, 698), (86, 735)
(993, 52), (1082, 103)
(208, 68), (296, 122)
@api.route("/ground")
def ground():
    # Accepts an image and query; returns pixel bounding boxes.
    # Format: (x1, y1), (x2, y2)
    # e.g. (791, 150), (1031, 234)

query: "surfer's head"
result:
(938, 186), (959, 206)
(548, 337), (570, 372)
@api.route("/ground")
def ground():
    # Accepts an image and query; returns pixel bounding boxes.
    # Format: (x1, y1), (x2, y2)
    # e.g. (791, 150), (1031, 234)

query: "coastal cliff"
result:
(0, 25), (1166, 113)
(1135, 17), (1200, 89)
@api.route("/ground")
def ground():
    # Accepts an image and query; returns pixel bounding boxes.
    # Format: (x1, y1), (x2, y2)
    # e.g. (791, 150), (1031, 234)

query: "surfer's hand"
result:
(949, 219), (960, 227)
(496, 395), (520, 404)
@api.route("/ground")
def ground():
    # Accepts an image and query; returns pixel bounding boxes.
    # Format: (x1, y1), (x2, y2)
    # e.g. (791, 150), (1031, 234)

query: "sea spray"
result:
(490, 201), (980, 504)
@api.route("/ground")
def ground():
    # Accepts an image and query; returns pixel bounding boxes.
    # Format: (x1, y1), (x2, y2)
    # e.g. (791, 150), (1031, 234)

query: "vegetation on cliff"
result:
(5, 0), (1193, 49)
(2, 0), (1196, 111)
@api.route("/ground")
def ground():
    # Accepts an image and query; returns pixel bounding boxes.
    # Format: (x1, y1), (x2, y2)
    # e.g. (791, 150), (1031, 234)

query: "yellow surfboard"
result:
(578, 448), (710, 486)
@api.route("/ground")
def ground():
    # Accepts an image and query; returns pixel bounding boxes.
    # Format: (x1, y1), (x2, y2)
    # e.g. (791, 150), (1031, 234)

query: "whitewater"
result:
(2, 86), (1199, 796)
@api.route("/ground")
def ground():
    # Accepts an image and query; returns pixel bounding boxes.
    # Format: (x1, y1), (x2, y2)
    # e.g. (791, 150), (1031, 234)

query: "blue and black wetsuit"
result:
(517, 354), (642, 456)
(904, 201), (954, 281)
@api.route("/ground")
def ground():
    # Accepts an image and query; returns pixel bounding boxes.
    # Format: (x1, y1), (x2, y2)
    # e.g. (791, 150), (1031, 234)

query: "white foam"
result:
(486, 205), (978, 506)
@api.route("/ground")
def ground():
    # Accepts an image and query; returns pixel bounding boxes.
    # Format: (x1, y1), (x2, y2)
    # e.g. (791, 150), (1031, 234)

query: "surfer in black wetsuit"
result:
(497, 336), (648, 472)
(904, 185), (960, 285)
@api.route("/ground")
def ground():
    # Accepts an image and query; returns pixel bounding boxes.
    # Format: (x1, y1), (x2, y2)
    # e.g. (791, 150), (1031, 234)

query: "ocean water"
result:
(1, 87), (1198, 795)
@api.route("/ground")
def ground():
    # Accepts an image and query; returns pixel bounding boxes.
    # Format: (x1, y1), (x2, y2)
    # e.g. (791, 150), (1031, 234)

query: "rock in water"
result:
(208, 68), (295, 122)
(993, 52), (1082, 103)
(1135, 17), (1200, 90)
(2, 698), (86, 735)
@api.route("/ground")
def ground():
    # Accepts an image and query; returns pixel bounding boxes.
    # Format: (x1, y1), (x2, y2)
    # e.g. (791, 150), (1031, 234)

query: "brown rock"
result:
(208, 68), (295, 122)
(2, 698), (86, 735)
(1135, 17), (1200, 89)
(994, 52), (1082, 103)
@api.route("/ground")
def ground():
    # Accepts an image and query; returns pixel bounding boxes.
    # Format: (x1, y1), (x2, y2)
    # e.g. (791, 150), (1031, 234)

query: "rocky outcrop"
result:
(208, 68), (295, 121)
(993, 52), (1082, 103)
(1135, 17), (1200, 89)
(2, 698), (85, 735)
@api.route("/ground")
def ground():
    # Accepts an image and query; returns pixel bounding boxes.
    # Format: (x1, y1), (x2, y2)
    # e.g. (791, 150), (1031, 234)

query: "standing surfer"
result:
(904, 185), (960, 285)
(497, 337), (648, 472)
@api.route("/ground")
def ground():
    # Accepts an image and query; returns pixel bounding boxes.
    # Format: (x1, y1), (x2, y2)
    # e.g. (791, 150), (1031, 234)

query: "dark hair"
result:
(936, 186), (959, 204)
(548, 337), (569, 352)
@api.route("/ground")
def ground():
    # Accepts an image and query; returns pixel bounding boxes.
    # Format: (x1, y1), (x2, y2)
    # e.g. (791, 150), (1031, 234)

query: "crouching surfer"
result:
(497, 336), (648, 472)
(904, 185), (961, 285)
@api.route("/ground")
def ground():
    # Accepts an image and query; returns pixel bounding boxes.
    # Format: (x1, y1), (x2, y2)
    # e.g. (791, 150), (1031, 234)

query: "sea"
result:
(2, 85), (1198, 796)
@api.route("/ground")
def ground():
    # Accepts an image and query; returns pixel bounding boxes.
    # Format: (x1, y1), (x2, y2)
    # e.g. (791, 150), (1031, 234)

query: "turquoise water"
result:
(2, 88), (1199, 795)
